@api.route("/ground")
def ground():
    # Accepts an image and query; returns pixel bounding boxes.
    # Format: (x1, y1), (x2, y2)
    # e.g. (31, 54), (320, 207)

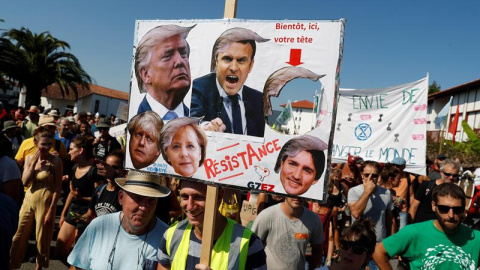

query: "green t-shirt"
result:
(383, 220), (480, 269)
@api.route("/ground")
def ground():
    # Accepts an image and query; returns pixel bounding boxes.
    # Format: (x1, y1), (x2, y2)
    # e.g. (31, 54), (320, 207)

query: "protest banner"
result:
(332, 76), (429, 175)
(126, 18), (345, 201)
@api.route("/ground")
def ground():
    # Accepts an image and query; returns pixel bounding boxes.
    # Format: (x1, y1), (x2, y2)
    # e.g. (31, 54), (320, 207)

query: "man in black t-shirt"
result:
(93, 118), (121, 160)
(409, 159), (460, 223)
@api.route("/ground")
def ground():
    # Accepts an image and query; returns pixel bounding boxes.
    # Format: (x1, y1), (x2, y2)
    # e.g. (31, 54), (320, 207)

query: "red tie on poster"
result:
(448, 105), (460, 144)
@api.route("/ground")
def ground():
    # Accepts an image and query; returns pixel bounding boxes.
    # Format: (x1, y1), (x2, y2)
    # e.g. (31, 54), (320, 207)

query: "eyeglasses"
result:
(442, 171), (460, 178)
(362, 173), (379, 179)
(340, 240), (368, 255)
(436, 204), (464, 214)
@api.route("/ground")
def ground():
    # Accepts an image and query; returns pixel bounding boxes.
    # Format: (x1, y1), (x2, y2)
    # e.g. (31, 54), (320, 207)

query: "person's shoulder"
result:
(154, 217), (169, 232)
(1, 155), (17, 166)
(193, 73), (216, 88)
(264, 202), (282, 214)
(376, 185), (390, 194)
(255, 203), (279, 221)
(349, 184), (363, 193)
(243, 85), (262, 96)
(87, 211), (118, 230)
(460, 223), (480, 238)
(303, 207), (322, 223)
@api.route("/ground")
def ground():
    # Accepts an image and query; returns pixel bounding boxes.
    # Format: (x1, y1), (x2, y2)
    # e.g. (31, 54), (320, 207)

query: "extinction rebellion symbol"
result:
(355, 123), (372, 141)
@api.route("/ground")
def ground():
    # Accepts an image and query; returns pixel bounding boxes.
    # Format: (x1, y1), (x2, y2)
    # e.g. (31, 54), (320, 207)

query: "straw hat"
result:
(38, 115), (56, 126)
(48, 109), (60, 117)
(115, 170), (170, 198)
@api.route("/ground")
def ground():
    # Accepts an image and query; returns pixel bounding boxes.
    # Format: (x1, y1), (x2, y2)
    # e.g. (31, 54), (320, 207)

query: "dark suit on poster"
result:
(137, 96), (190, 118)
(191, 73), (265, 137)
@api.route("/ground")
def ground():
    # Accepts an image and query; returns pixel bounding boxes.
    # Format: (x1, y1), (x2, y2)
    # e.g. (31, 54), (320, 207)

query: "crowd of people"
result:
(2, 104), (480, 270)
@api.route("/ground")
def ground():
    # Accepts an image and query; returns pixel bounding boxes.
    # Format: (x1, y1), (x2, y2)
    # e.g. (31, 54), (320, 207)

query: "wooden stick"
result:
(224, 0), (238, 18)
(198, 0), (238, 266)
(199, 185), (219, 265)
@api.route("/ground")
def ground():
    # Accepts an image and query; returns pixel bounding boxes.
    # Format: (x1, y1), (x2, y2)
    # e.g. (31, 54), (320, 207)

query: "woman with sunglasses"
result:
(316, 218), (376, 270)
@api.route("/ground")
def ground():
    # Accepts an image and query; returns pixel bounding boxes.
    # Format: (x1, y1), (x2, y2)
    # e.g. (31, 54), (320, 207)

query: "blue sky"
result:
(2, 0), (479, 103)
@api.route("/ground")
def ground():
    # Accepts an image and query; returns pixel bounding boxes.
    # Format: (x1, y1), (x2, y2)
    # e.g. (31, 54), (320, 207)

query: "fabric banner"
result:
(332, 76), (428, 175)
(126, 19), (345, 200)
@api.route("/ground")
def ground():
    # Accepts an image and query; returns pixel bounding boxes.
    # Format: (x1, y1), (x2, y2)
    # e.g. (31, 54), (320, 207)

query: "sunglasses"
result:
(340, 240), (368, 255)
(442, 171), (460, 178)
(362, 173), (379, 179)
(436, 204), (464, 214)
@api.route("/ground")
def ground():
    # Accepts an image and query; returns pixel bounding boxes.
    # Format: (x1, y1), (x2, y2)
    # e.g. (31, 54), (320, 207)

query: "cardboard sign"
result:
(240, 200), (257, 228)
(116, 102), (129, 121)
(332, 76), (428, 175)
(126, 19), (345, 200)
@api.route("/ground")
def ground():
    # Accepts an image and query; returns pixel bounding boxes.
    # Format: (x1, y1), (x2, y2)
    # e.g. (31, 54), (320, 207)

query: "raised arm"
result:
(22, 150), (40, 186)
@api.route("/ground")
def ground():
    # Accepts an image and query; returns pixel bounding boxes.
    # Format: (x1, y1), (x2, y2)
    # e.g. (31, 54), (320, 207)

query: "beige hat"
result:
(38, 115), (56, 126)
(48, 110), (59, 117)
(115, 170), (170, 198)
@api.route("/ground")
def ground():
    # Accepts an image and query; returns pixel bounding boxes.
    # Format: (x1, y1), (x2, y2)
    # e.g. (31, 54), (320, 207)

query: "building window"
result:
(94, 100), (100, 113)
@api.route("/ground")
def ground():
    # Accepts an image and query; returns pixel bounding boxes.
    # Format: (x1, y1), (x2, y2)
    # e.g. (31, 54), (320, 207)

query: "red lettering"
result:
(265, 141), (274, 153)
(272, 139), (281, 151)
(261, 184), (267, 191)
(204, 159), (216, 179)
(246, 144), (261, 166)
(220, 160), (228, 172)
(213, 160), (221, 175)
(257, 145), (267, 158)
(268, 184), (275, 192)
(231, 155), (239, 168)
(237, 151), (248, 169)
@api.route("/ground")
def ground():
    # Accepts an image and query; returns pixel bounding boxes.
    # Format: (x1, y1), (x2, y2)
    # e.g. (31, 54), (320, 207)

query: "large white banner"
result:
(332, 76), (429, 175)
(126, 19), (345, 200)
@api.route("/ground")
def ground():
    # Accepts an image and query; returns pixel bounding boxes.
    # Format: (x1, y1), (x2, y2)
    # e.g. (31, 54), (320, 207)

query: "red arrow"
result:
(286, 48), (303, 66)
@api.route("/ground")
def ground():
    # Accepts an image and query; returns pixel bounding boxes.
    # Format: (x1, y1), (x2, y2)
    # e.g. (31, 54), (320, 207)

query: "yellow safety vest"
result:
(166, 218), (252, 270)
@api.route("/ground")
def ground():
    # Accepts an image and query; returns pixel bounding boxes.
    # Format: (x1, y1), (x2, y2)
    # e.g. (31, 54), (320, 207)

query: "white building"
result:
(427, 79), (480, 142)
(40, 83), (128, 117)
(279, 100), (316, 134)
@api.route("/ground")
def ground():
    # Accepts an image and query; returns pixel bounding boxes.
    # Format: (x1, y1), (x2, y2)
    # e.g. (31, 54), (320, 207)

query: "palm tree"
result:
(0, 27), (92, 107)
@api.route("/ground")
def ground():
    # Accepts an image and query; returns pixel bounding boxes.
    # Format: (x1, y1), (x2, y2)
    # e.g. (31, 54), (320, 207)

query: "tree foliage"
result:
(427, 121), (480, 168)
(0, 27), (91, 107)
(428, 81), (441, 95)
